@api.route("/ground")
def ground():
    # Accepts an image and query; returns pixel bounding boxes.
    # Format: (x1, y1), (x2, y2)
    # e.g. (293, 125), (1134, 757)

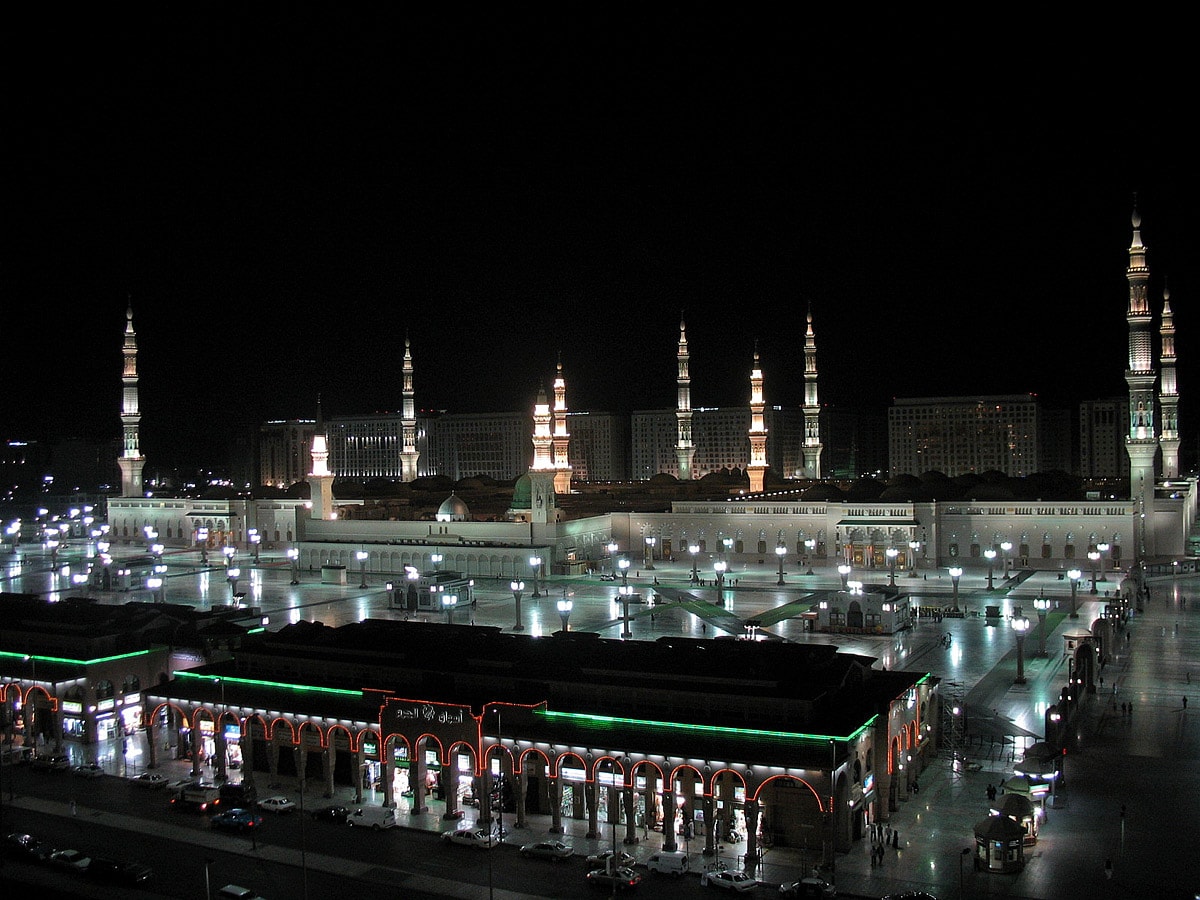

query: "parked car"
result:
(780, 877), (837, 897)
(441, 827), (497, 849)
(72, 763), (106, 779)
(218, 885), (268, 900)
(646, 850), (690, 876)
(880, 894), (938, 900)
(586, 849), (636, 869)
(311, 804), (350, 824)
(130, 772), (169, 789)
(211, 808), (263, 833)
(519, 839), (573, 861)
(257, 796), (296, 814)
(705, 869), (758, 892)
(86, 856), (154, 885)
(30, 753), (71, 773)
(5, 832), (55, 862)
(48, 848), (92, 872)
(585, 866), (643, 891)
(346, 806), (398, 830)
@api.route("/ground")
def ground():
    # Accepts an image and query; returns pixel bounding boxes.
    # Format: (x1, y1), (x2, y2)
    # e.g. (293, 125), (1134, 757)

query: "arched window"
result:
(95, 680), (115, 701)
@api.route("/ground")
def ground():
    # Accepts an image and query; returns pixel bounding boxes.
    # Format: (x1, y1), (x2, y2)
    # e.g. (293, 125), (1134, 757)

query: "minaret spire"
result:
(524, 384), (558, 525)
(552, 352), (573, 493)
(117, 300), (146, 497)
(674, 313), (696, 480)
(747, 342), (768, 493)
(400, 332), (419, 481)
(801, 305), (824, 479)
(1124, 198), (1158, 559)
(1158, 281), (1181, 478)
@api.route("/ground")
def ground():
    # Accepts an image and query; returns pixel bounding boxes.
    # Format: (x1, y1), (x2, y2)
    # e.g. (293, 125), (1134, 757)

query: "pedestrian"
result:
(1188, 671), (1191, 684)
(1100, 675), (1104, 688)
(70, 799), (77, 817)
(892, 829), (899, 848)
(1184, 696), (1189, 710)
(1105, 858), (1113, 879)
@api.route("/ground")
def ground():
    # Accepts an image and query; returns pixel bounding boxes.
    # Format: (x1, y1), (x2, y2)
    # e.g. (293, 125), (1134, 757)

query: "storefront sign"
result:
(63, 701), (83, 714)
(97, 698), (115, 711)
(362, 739), (379, 756)
(123, 692), (141, 705)
(393, 702), (467, 726)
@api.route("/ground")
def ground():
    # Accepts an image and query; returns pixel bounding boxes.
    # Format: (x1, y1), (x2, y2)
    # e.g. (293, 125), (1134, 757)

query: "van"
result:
(346, 806), (398, 830)
(217, 886), (265, 900)
(645, 850), (690, 876)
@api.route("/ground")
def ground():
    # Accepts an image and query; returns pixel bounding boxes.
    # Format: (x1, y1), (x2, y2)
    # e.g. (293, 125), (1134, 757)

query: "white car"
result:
(130, 772), (169, 789)
(258, 796), (297, 814)
(441, 827), (497, 849)
(706, 869), (759, 892)
(586, 849), (636, 869)
(49, 848), (92, 872)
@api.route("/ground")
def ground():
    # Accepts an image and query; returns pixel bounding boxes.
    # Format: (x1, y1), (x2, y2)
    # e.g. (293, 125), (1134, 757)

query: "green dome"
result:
(511, 473), (532, 509)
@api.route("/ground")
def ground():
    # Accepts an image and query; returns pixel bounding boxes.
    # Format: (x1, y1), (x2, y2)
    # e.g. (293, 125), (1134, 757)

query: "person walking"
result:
(1184, 696), (1189, 710)
(1105, 858), (1113, 879)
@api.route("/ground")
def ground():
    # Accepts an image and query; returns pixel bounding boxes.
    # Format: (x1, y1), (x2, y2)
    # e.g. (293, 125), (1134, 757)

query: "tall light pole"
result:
(431, 552), (443, 573)
(1011, 615), (1030, 684)
(775, 544), (786, 585)
(949, 566), (963, 608)
(908, 540), (920, 576)
(886, 547), (898, 588)
(1000, 540), (1012, 579)
(618, 585), (634, 638)
(557, 594), (573, 632)
(356, 550), (369, 588)
(804, 538), (816, 575)
(1097, 541), (1110, 582)
(1088, 550), (1101, 594)
(959, 847), (972, 900)
(607, 541), (618, 577)
(984, 549), (997, 591)
(249, 530), (260, 562)
(288, 548), (300, 585)
(227, 567), (241, 602)
(644, 536), (656, 571)
(689, 543), (700, 585)
(442, 593), (458, 625)
(714, 559), (727, 588)
(529, 555), (542, 598)
(1033, 595), (1050, 657)
(618, 556), (630, 588)
(1067, 568), (1082, 618)
(509, 580), (525, 632)
(838, 564), (851, 590)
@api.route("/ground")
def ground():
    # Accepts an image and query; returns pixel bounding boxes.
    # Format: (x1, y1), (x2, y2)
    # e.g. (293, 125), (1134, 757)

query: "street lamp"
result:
(886, 547), (898, 588)
(1088, 550), (1101, 594)
(249, 530), (261, 561)
(909, 540), (920, 576)
(227, 567), (241, 601)
(509, 580), (525, 632)
(714, 559), (727, 587)
(949, 566), (963, 608)
(1067, 568), (1082, 618)
(984, 549), (997, 591)
(1000, 540), (1013, 579)
(838, 563), (851, 590)
(722, 536), (733, 564)
(1097, 541), (1110, 581)
(804, 538), (816, 575)
(607, 541), (618, 577)
(618, 556), (630, 587)
(356, 550), (369, 588)
(557, 595), (573, 632)
(431, 552), (443, 573)
(689, 543), (700, 585)
(1011, 615), (1030, 684)
(644, 535), (656, 571)
(1033, 595), (1050, 657)
(442, 593), (458, 625)
(529, 555), (542, 598)
(287, 548), (300, 585)
(618, 585), (634, 638)
(223, 545), (235, 567)
(775, 544), (786, 585)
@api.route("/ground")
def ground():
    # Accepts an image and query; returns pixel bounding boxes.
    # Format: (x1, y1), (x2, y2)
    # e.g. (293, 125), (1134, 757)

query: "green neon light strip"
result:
(175, 670), (360, 697)
(0, 648), (153, 666)
(537, 709), (863, 742)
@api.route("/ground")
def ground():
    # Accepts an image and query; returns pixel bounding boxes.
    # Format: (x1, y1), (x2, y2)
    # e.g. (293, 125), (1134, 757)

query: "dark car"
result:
(86, 856), (154, 886)
(211, 808), (264, 833)
(30, 753), (71, 773)
(5, 832), (55, 862)
(881, 893), (939, 900)
(585, 866), (642, 891)
(780, 877), (838, 897)
(311, 804), (350, 823)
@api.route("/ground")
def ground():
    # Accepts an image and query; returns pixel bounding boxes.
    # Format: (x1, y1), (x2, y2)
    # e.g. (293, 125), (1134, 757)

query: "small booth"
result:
(973, 814), (1026, 872)
(991, 792), (1038, 845)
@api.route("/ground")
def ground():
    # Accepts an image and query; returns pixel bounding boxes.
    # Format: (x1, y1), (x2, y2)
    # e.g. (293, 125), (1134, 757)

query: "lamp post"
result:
(959, 847), (972, 899)
(838, 564), (851, 590)
(775, 544), (786, 585)
(714, 559), (727, 588)
(529, 555), (542, 598)
(949, 566), (963, 608)
(1067, 568), (1082, 618)
(1000, 540), (1012, 579)
(984, 549), (997, 591)
(287, 548), (300, 585)
(618, 585), (634, 638)
(355, 550), (368, 588)
(1033, 595), (1050, 657)
(509, 580), (525, 632)
(886, 547), (898, 588)
(722, 536), (733, 566)
(431, 552), (443, 573)
(644, 535), (656, 571)
(442, 593), (458, 625)
(1088, 550), (1101, 594)
(227, 567), (241, 601)
(689, 543), (700, 585)
(804, 538), (816, 575)
(607, 541), (618, 577)
(249, 530), (260, 562)
(909, 540), (920, 576)
(1097, 541), (1110, 581)
(557, 595), (573, 633)
(618, 556), (630, 588)
(223, 546), (235, 568)
(1011, 615), (1030, 684)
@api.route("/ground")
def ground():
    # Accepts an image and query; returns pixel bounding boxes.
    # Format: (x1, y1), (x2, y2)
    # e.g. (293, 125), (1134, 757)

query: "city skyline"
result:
(6, 11), (1195, 469)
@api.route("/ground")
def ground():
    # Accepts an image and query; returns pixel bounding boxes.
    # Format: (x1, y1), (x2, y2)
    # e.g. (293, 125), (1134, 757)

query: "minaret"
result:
(1158, 283), (1181, 479)
(400, 334), (419, 482)
(801, 306), (824, 479)
(307, 431), (336, 521)
(117, 302), (146, 497)
(552, 353), (573, 494)
(527, 385), (557, 524)
(747, 344), (768, 493)
(674, 315), (696, 480)
(1124, 202), (1158, 558)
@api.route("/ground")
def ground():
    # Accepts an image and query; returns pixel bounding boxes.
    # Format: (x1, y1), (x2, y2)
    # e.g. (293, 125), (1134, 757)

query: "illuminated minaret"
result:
(526, 384), (558, 524)
(400, 334), (419, 482)
(747, 344), (768, 493)
(1124, 202), (1158, 558)
(117, 302), (146, 497)
(674, 315), (696, 480)
(801, 307), (824, 479)
(307, 430), (335, 521)
(1158, 283), (1181, 479)
(552, 353), (573, 494)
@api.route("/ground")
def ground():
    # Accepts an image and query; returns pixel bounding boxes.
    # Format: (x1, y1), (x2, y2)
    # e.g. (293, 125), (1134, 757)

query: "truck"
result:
(169, 780), (222, 812)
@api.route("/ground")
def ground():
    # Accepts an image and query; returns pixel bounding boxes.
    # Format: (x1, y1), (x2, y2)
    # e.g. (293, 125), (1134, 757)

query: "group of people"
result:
(868, 821), (899, 866)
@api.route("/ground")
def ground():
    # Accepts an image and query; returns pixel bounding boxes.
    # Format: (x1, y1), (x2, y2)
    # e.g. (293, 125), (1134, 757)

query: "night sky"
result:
(6, 9), (1196, 470)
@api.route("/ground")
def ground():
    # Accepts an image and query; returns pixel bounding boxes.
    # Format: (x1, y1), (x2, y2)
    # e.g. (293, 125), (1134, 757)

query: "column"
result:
(703, 795), (716, 856)
(409, 750), (427, 814)
(145, 715), (158, 770)
(549, 774), (563, 833)
(381, 743), (396, 809)
(293, 746), (305, 788)
(266, 739), (279, 782)
(323, 746), (334, 799)
(214, 723), (227, 781)
(662, 776), (678, 852)
(190, 722), (202, 778)
(622, 783), (639, 845)
(443, 766), (461, 820)
(353, 747), (363, 804)
(744, 800), (760, 873)
(513, 765), (527, 829)
(241, 724), (255, 795)
(586, 778), (599, 838)
(642, 769), (657, 835)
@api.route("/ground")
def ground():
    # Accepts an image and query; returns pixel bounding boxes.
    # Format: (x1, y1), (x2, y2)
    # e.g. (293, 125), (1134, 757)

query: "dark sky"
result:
(5, 8), (1197, 469)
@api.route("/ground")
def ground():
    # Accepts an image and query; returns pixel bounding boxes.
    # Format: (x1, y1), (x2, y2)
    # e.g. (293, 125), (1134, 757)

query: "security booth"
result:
(410, 570), (475, 613)
(973, 814), (1026, 872)
(991, 792), (1038, 845)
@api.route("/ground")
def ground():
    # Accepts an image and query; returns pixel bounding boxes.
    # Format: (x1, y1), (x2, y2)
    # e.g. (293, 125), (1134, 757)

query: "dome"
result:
(510, 474), (532, 510)
(436, 492), (470, 522)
